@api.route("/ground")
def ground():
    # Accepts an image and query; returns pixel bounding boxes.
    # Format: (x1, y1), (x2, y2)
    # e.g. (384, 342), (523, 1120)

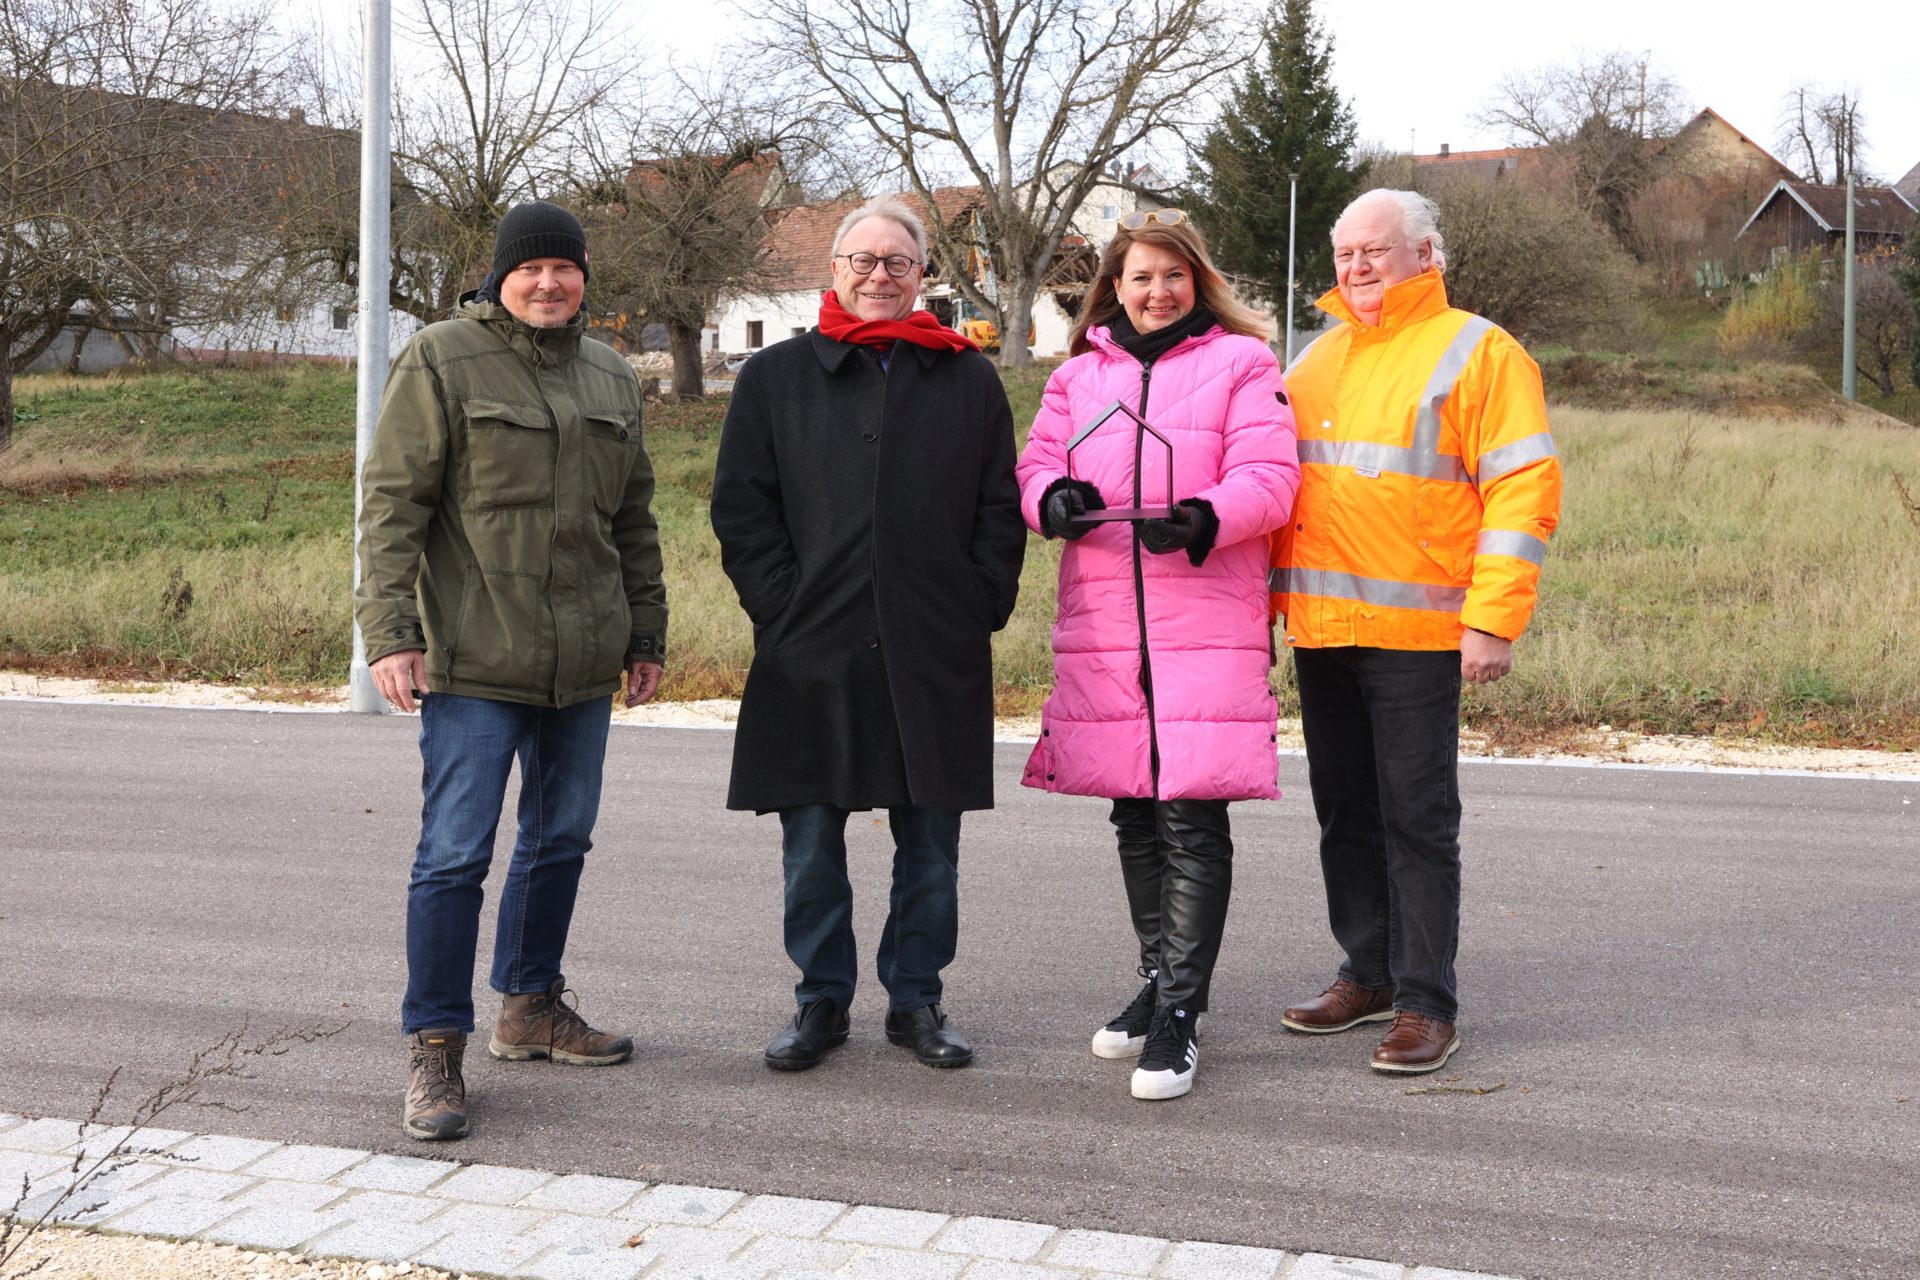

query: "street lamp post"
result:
(349, 0), (393, 713)
(1285, 172), (1299, 365)
(1842, 169), (1858, 402)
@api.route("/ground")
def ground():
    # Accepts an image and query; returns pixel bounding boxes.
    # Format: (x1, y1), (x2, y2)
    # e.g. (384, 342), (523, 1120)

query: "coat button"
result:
(862, 431), (878, 442)
(618, 428), (630, 441)
(1046, 773), (1055, 781)
(865, 635), (879, 648)
(1042, 728), (1050, 736)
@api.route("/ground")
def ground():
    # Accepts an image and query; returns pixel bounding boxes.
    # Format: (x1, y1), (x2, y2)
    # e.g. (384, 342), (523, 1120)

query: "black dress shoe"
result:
(764, 998), (849, 1071)
(884, 1004), (973, 1068)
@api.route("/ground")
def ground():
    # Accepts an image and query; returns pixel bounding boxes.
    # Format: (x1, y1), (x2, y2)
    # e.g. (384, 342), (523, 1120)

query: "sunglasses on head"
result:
(1117, 209), (1189, 230)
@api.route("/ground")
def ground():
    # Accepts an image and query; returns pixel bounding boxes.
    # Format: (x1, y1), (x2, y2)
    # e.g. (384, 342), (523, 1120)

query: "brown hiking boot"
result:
(1281, 978), (1395, 1034)
(403, 1030), (470, 1141)
(489, 976), (632, 1066)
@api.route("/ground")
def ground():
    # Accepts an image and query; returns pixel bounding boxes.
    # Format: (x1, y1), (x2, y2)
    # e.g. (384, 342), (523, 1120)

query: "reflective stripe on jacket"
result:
(1268, 270), (1560, 650)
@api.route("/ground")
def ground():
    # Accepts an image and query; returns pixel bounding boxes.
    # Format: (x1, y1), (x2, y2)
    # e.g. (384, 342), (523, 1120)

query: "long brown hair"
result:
(1069, 216), (1270, 356)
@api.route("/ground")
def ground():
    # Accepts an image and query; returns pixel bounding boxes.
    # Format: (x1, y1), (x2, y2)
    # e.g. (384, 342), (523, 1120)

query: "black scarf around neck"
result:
(1107, 304), (1217, 364)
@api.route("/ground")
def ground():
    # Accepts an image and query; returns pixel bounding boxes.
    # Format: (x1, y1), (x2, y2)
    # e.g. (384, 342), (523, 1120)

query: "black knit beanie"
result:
(492, 201), (590, 283)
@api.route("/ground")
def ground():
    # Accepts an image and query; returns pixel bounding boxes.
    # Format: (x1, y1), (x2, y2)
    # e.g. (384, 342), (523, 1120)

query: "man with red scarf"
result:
(712, 197), (1026, 1072)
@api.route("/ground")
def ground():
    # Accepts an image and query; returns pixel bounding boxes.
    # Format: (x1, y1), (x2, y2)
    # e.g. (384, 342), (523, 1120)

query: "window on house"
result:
(791, 326), (806, 338)
(331, 305), (352, 331)
(1102, 204), (1118, 221)
(710, 331), (720, 351)
(747, 320), (764, 348)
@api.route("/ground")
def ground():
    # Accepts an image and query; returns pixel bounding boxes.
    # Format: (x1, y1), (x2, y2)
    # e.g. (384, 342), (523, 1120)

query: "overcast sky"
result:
(313, 0), (1919, 189)
(1325, 0), (1918, 185)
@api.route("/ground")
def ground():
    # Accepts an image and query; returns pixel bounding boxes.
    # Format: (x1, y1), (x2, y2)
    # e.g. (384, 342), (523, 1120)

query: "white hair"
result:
(1332, 189), (1448, 272)
(830, 196), (929, 263)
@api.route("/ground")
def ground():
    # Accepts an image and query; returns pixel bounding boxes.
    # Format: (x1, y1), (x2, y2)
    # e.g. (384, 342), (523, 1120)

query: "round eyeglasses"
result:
(834, 252), (922, 278)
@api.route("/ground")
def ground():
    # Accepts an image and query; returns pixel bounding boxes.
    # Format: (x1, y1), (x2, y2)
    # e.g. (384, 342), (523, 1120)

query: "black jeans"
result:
(1110, 798), (1233, 1013)
(1293, 646), (1463, 1022)
(778, 804), (961, 1013)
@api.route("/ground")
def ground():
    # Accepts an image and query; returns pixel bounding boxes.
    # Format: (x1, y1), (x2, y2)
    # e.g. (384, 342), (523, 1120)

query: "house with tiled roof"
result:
(1735, 179), (1917, 258)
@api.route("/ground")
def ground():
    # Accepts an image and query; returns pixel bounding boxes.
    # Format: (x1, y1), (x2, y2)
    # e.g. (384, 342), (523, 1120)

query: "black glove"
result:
(1139, 499), (1220, 566)
(1040, 477), (1106, 540)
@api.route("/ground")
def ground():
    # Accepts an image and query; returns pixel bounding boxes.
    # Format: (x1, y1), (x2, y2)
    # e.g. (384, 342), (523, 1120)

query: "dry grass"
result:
(0, 429), (203, 495)
(0, 539), (350, 683)
(1462, 406), (1920, 746)
(4, 363), (1917, 746)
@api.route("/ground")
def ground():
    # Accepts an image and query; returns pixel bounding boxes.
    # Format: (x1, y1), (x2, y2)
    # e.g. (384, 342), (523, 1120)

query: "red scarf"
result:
(817, 290), (977, 354)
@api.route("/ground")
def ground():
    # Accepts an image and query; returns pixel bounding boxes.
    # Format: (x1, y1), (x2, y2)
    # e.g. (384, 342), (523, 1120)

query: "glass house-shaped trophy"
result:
(1065, 399), (1175, 522)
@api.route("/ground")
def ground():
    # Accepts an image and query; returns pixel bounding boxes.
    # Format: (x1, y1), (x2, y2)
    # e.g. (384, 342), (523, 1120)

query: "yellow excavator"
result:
(958, 314), (1037, 353)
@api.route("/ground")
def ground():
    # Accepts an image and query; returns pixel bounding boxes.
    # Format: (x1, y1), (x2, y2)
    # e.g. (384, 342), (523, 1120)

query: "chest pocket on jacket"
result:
(583, 409), (639, 515)
(460, 398), (553, 509)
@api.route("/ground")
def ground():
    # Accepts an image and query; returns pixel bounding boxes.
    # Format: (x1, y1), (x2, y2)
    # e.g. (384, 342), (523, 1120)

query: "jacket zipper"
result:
(1133, 359), (1161, 800)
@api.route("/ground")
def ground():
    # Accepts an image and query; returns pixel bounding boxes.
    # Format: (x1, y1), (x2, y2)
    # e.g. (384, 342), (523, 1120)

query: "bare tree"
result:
(570, 87), (800, 400)
(274, 0), (627, 327)
(1818, 251), (1912, 397)
(1429, 176), (1637, 344)
(0, 0), (289, 450)
(1477, 50), (1688, 241)
(1777, 84), (1868, 185)
(754, 0), (1244, 368)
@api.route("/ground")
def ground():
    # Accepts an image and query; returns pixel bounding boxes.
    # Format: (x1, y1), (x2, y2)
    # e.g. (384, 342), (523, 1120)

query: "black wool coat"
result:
(711, 331), (1026, 813)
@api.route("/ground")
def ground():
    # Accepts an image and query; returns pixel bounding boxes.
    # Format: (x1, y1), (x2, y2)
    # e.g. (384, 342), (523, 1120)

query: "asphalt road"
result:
(1, 701), (1915, 1280)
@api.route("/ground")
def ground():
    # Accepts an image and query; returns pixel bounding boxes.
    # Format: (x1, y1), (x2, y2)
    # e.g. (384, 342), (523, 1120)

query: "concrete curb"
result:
(1, 1110), (1525, 1280)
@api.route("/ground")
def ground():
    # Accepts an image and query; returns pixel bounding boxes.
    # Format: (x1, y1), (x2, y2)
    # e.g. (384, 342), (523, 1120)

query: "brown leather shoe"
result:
(404, 1030), (469, 1140)
(1281, 978), (1395, 1034)
(489, 976), (632, 1066)
(1369, 1011), (1462, 1074)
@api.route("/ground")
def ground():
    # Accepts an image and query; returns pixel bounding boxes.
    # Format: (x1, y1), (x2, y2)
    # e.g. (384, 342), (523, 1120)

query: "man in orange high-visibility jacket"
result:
(1269, 189), (1560, 1075)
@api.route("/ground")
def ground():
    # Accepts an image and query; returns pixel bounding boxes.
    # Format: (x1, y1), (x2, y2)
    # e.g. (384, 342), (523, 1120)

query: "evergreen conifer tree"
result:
(1187, 0), (1363, 340)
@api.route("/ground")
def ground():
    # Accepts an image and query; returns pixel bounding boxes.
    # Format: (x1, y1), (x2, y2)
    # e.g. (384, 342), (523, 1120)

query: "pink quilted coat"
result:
(1017, 325), (1300, 800)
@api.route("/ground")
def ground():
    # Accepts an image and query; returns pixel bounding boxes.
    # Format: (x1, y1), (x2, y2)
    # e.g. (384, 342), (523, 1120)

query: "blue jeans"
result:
(1294, 646), (1463, 1022)
(779, 804), (961, 1013)
(401, 692), (612, 1035)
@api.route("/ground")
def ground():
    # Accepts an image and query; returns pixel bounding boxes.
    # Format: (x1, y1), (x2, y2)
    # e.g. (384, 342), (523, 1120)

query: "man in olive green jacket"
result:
(355, 201), (666, 1140)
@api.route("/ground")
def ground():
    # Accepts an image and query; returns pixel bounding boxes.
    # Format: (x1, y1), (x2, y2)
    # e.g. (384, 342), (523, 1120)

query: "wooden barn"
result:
(1735, 180), (1917, 259)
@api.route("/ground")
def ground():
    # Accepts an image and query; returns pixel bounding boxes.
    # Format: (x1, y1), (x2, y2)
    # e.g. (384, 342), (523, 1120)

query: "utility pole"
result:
(349, 0), (393, 714)
(1842, 169), (1858, 401)
(1285, 171), (1299, 364)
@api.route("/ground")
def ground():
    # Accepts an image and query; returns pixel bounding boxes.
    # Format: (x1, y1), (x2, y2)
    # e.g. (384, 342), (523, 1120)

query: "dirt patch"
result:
(1542, 356), (1909, 429)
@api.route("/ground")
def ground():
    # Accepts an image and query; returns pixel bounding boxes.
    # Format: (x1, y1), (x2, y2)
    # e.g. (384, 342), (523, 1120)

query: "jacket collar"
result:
(809, 328), (943, 374)
(1085, 322), (1225, 361)
(456, 296), (586, 366)
(1315, 268), (1450, 334)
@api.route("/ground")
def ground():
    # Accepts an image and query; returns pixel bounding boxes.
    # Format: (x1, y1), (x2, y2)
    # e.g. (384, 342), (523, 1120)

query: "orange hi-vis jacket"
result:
(1268, 270), (1561, 650)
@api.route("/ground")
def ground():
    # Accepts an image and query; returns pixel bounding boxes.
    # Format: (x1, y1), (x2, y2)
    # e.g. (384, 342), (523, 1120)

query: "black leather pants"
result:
(1109, 798), (1234, 1013)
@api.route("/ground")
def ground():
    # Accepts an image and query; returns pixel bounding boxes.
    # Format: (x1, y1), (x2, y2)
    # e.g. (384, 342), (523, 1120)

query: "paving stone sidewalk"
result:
(1, 1110), (1522, 1280)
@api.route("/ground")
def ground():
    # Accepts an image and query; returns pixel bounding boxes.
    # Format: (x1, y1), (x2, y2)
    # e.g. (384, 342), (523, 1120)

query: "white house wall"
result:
(706, 290), (822, 356)
(175, 293), (421, 363)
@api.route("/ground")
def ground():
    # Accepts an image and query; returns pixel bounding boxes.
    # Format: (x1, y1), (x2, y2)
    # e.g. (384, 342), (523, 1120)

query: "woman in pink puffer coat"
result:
(1016, 212), (1298, 1101)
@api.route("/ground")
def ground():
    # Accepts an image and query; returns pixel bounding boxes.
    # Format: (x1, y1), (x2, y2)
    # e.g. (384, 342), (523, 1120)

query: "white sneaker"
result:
(1129, 1006), (1198, 1100)
(1091, 968), (1157, 1059)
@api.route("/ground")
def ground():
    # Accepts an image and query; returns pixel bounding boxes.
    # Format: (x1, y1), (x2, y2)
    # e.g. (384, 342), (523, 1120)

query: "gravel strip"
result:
(6, 1228), (462, 1280)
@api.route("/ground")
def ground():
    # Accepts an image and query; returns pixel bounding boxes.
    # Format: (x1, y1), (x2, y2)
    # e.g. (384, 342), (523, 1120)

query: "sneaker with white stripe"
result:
(1129, 1005), (1198, 1100)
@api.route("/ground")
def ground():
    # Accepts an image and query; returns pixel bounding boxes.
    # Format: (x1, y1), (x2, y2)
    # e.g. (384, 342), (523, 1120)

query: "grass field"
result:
(3, 362), (1917, 747)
